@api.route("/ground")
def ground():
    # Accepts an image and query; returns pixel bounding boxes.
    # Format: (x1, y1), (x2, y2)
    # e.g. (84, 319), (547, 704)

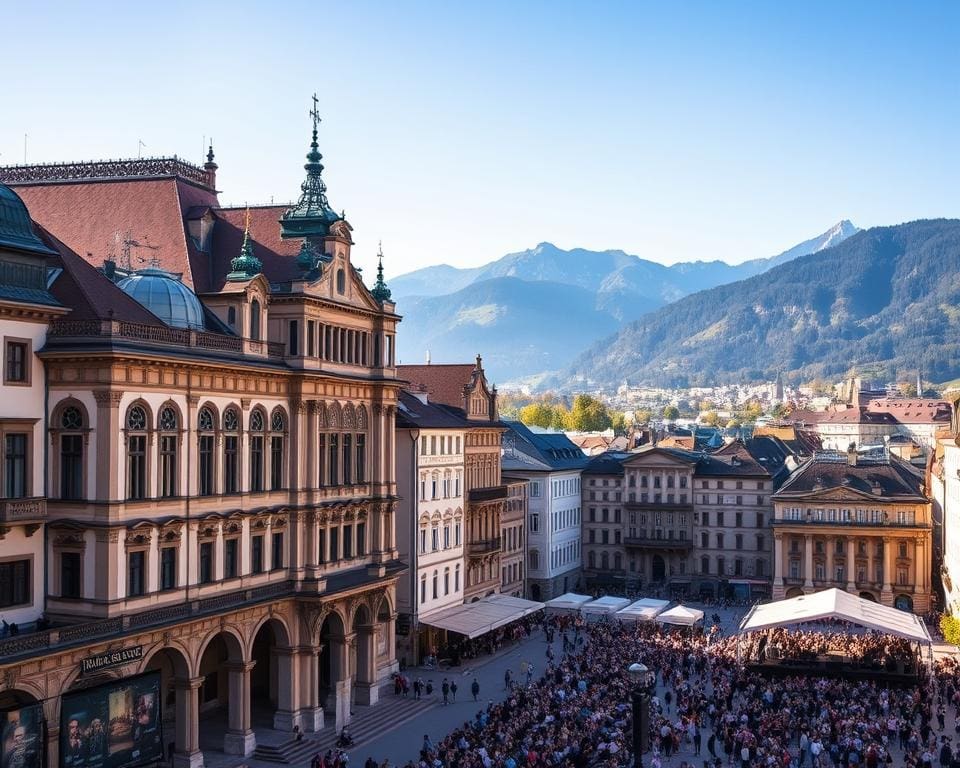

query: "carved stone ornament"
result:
(53, 531), (86, 548)
(125, 530), (151, 547)
(93, 390), (124, 406)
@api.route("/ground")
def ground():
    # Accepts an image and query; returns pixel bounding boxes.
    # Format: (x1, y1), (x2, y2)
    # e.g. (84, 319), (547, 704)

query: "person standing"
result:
(450, 679), (458, 701)
(441, 678), (450, 706)
(471, 677), (480, 701)
(504, 669), (512, 690)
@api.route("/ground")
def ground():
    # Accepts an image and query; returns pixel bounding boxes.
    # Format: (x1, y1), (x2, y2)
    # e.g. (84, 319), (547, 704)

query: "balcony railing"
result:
(0, 580), (292, 663)
(47, 319), (285, 360)
(623, 536), (693, 551)
(468, 485), (508, 503)
(467, 538), (501, 556)
(772, 516), (925, 528)
(0, 497), (47, 523)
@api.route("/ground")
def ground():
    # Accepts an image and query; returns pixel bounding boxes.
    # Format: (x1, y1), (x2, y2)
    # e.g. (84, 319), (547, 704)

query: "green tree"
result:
(518, 403), (553, 429)
(568, 394), (612, 432)
(611, 412), (627, 434)
(701, 410), (719, 426)
(633, 410), (653, 426)
(550, 405), (571, 431)
(662, 405), (680, 421)
(941, 614), (960, 647)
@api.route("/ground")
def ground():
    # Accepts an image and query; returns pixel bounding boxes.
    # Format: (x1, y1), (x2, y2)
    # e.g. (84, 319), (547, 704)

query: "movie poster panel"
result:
(0, 703), (43, 768)
(60, 672), (162, 768)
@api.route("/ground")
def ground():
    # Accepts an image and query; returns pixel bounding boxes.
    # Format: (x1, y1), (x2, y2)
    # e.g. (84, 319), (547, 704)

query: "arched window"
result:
(59, 405), (84, 500)
(250, 299), (261, 340)
(336, 268), (345, 294)
(420, 573), (427, 604)
(227, 306), (237, 327)
(198, 406), (216, 496)
(126, 405), (148, 500)
(222, 407), (240, 494)
(701, 556), (710, 575)
(249, 409), (265, 492)
(269, 409), (286, 490)
(444, 567), (450, 595)
(158, 405), (179, 498)
(600, 551), (609, 570)
(432, 570), (438, 600)
(454, 564), (461, 592)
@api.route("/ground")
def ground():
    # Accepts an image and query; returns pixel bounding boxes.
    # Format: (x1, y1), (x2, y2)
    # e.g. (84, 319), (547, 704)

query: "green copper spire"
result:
(280, 94), (342, 239)
(296, 238), (319, 274)
(371, 241), (392, 303)
(227, 208), (263, 281)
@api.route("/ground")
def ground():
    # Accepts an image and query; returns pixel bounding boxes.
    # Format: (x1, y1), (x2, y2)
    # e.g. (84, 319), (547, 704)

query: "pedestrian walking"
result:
(450, 679), (457, 701)
(504, 669), (512, 689)
(471, 677), (480, 701)
(441, 678), (450, 705)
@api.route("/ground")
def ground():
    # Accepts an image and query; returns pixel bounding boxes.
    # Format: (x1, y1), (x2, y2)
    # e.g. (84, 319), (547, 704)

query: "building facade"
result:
(0, 112), (403, 768)
(394, 390), (466, 664)
(500, 480), (528, 597)
(502, 421), (586, 601)
(772, 449), (932, 613)
(581, 452), (629, 590)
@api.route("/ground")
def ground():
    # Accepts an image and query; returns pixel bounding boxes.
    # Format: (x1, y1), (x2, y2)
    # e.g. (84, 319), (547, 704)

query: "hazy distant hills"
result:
(566, 219), (960, 390)
(393, 220), (858, 382)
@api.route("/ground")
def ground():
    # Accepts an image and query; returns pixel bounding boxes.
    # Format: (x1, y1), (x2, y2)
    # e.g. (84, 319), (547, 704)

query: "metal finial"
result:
(310, 94), (321, 141)
(206, 140), (215, 164)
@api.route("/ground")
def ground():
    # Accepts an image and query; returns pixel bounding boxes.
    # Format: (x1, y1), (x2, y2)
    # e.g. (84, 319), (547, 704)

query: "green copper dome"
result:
(0, 184), (56, 256)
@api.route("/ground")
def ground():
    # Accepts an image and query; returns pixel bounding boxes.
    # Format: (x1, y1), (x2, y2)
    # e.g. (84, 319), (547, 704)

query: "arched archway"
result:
(142, 645), (199, 763)
(352, 603), (377, 706)
(250, 617), (298, 732)
(785, 587), (805, 598)
(319, 611), (350, 730)
(894, 594), (914, 612)
(197, 629), (252, 756)
(652, 555), (666, 582)
(859, 591), (878, 602)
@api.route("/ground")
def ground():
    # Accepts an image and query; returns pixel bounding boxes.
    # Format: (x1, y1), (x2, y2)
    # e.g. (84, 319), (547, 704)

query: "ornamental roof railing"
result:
(0, 156), (214, 188)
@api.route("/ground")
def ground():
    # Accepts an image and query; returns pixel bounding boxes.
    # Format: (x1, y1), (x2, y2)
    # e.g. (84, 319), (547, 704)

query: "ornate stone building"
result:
(0, 109), (403, 767)
(772, 449), (933, 613)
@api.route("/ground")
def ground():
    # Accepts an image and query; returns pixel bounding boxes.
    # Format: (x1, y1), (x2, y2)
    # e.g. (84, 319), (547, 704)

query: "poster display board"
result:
(60, 672), (162, 768)
(0, 702), (44, 768)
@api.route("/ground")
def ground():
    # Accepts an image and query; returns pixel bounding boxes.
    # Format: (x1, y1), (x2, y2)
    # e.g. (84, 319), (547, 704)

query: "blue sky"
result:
(3, 1), (958, 278)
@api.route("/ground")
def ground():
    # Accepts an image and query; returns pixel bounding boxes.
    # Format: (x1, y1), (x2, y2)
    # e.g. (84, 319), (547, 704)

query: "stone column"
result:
(223, 661), (256, 756)
(803, 534), (813, 589)
(352, 623), (379, 705)
(882, 536), (894, 601)
(300, 645), (325, 732)
(93, 389), (123, 501)
(773, 534), (784, 587)
(306, 400), (319, 493)
(333, 635), (354, 731)
(173, 677), (204, 768)
(94, 529), (121, 604)
(826, 538), (835, 586)
(272, 648), (302, 732)
(845, 537), (856, 592)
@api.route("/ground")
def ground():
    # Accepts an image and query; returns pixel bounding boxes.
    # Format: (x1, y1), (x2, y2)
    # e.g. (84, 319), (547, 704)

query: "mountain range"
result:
(393, 220), (858, 383)
(565, 219), (960, 390)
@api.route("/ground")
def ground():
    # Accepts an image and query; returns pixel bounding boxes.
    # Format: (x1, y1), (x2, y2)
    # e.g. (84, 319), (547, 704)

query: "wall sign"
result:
(80, 646), (143, 675)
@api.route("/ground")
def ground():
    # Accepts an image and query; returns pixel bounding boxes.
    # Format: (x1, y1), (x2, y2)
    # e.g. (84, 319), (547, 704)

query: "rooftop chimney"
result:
(847, 445), (858, 466)
(425, 349), (431, 365)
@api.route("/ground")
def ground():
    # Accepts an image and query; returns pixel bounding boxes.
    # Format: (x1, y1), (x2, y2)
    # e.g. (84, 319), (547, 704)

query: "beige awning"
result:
(420, 594), (545, 639)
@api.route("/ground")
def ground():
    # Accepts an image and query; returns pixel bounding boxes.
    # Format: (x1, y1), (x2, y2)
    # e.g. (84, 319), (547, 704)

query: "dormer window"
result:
(227, 306), (237, 327)
(336, 268), (345, 294)
(250, 299), (261, 340)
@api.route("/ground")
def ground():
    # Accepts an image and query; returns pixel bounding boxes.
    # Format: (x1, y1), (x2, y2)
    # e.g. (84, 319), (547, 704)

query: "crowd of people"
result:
(366, 612), (960, 768)
(745, 627), (918, 667)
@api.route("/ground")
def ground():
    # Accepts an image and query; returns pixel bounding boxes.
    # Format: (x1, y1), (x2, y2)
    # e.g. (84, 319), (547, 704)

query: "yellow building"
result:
(772, 449), (932, 613)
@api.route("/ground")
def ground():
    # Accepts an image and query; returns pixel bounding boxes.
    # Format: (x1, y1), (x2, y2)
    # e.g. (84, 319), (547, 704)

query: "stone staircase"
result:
(252, 695), (437, 765)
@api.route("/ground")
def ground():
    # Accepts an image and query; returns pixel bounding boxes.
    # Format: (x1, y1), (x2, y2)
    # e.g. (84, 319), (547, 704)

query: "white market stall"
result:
(543, 593), (593, 614)
(656, 605), (704, 626)
(581, 595), (631, 620)
(420, 594), (545, 639)
(616, 597), (671, 623)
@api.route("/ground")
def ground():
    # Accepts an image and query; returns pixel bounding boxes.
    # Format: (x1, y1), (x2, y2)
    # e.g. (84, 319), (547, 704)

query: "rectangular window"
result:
(0, 559), (30, 608)
(160, 435), (177, 497)
(357, 522), (366, 556)
(128, 550), (145, 596)
(288, 320), (299, 356)
(342, 434), (352, 484)
(307, 320), (316, 357)
(343, 524), (353, 559)
(61, 552), (81, 598)
(272, 532), (284, 569)
(328, 434), (339, 486)
(4, 433), (28, 498)
(126, 434), (146, 500)
(199, 435), (215, 496)
(224, 539), (238, 579)
(332, 526), (342, 561)
(61, 434), (83, 500)
(199, 542), (213, 584)
(160, 547), (177, 590)
(356, 434), (366, 483)
(4, 341), (28, 384)
(270, 436), (284, 490)
(250, 531), (264, 573)
(223, 435), (239, 493)
(317, 529), (325, 563)
(250, 435), (264, 492)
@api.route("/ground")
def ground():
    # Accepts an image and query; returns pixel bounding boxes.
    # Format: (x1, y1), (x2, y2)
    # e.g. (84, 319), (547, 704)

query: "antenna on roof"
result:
(138, 139), (146, 159)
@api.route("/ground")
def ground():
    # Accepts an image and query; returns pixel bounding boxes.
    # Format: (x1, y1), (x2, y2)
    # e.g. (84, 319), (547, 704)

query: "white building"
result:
(502, 421), (587, 601)
(395, 390), (467, 664)
(0, 187), (67, 629)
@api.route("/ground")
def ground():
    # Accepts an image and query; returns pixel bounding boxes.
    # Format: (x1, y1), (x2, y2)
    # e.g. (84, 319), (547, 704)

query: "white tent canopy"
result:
(616, 598), (670, 623)
(582, 596), (632, 617)
(656, 605), (704, 626)
(544, 593), (592, 613)
(420, 594), (545, 639)
(738, 588), (931, 646)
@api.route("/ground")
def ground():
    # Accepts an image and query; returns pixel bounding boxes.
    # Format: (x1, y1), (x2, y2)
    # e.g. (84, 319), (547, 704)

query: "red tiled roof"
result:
(397, 364), (475, 409)
(866, 398), (951, 424)
(211, 206), (304, 291)
(14, 178), (217, 291)
(37, 226), (164, 324)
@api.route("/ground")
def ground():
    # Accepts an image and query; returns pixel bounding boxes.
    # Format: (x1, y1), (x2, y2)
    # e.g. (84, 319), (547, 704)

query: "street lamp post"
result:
(628, 662), (654, 768)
